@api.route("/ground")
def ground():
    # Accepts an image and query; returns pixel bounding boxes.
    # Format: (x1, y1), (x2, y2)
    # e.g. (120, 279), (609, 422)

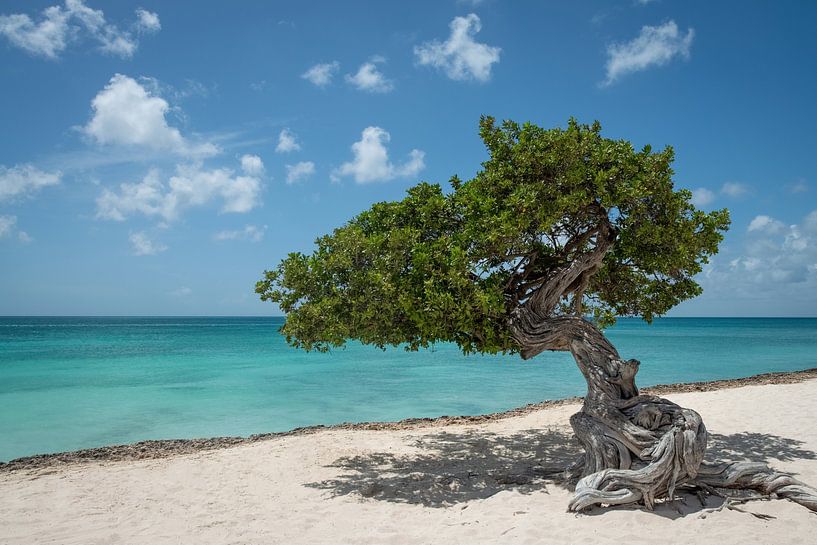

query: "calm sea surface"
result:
(1, 317), (816, 461)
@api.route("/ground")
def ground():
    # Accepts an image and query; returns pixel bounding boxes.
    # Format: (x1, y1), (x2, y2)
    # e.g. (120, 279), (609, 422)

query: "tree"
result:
(257, 118), (817, 512)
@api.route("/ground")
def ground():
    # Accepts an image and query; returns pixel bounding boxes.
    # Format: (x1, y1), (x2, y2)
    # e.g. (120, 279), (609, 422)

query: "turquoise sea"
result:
(1, 317), (816, 461)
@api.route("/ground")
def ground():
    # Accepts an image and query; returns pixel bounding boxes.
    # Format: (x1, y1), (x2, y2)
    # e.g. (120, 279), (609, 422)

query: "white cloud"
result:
(695, 210), (817, 312)
(83, 74), (218, 157)
(67, 0), (136, 57)
(129, 231), (166, 256)
(721, 181), (747, 197)
(0, 215), (17, 238)
(415, 14), (501, 82)
(275, 129), (301, 153)
(0, 1), (159, 59)
(286, 161), (316, 185)
(134, 8), (160, 33)
(725, 211), (817, 285)
(804, 210), (817, 232)
(213, 224), (266, 242)
(603, 20), (694, 85)
(785, 226), (809, 252)
(747, 215), (786, 235)
(0, 215), (32, 242)
(0, 164), (61, 203)
(690, 187), (715, 207)
(0, 5), (70, 58)
(240, 154), (265, 176)
(301, 61), (340, 87)
(170, 286), (192, 297)
(97, 159), (264, 222)
(332, 127), (425, 184)
(690, 182), (748, 207)
(345, 60), (394, 93)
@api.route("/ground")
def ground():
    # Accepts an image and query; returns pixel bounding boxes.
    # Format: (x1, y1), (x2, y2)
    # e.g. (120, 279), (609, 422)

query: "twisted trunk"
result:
(509, 225), (817, 512)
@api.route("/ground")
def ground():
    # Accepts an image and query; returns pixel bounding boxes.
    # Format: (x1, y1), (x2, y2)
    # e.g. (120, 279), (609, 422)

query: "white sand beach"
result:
(2, 379), (817, 545)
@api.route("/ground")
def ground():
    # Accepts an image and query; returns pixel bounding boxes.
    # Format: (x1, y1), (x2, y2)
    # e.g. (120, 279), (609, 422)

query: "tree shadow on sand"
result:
(308, 428), (581, 507)
(307, 428), (816, 515)
(707, 432), (817, 464)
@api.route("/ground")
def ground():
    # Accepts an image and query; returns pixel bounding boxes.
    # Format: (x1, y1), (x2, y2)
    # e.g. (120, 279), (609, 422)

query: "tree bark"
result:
(508, 227), (817, 513)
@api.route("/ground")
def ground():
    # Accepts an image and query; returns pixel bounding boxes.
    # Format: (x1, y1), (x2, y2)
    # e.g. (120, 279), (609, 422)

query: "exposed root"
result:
(566, 397), (817, 513)
(695, 461), (817, 512)
(568, 398), (708, 511)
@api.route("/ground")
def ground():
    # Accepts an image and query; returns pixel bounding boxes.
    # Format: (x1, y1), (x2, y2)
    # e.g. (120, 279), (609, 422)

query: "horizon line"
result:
(1, 315), (816, 319)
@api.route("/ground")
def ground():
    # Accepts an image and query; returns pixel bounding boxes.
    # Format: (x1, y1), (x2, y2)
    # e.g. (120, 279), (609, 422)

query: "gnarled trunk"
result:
(509, 226), (817, 512)
(512, 314), (710, 510)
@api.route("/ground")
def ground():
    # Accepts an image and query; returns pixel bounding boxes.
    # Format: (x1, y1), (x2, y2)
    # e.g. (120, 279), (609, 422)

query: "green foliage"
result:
(257, 117), (730, 354)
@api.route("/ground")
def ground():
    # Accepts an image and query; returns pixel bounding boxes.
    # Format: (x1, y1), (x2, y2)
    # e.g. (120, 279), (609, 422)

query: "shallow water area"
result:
(1, 316), (816, 461)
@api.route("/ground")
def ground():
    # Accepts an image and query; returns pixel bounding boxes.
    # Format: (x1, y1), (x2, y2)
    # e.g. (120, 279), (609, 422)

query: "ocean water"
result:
(1, 317), (816, 462)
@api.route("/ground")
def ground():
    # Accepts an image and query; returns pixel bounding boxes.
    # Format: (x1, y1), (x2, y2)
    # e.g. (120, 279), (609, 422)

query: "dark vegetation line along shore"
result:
(3, 368), (816, 473)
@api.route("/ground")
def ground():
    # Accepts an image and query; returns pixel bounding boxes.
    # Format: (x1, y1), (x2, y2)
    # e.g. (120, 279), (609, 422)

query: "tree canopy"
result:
(257, 117), (730, 355)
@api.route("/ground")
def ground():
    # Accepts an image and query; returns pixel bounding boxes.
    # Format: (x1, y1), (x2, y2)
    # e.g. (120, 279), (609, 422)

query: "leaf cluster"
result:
(257, 117), (729, 354)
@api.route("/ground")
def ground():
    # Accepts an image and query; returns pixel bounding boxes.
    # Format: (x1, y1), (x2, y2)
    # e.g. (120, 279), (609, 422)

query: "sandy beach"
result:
(2, 375), (817, 544)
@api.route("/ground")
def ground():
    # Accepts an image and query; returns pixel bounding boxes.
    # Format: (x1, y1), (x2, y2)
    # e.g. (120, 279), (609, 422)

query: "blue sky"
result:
(0, 0), (815, 316)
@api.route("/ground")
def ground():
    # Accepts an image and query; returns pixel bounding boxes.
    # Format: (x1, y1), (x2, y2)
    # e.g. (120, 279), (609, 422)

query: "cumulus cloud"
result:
(301, 61), (340, 87)
(134, 8), (160, 33)
(97, 158), (264, 222)
(415, 14), (501, 82)
(83, 74), (218, 157)
(721, 181), (747, 197)
(805, 210), (817, 231)
(286, 161), (316, 185)
(603, 21), (694, 85)
(690, 187), (715, 207)
(345, 59), (394, 93)
(275, 129), (301, 153)
(332, 127), (425, 184)
(0, 215), (18, 238)
(726, 211), (817, 285)
(129, 231), (166, 256)
(0, 4), (69, 58)
(0, 215), (29, 242)
(747, 215), (786, 235)
(0, 164), (61, 203)
(691, 210), (817, 315)
(213, 224), (266, 242)
(240, 154), (265, 176)
(689, 182), (749, 207)
(0, 1), (159, 59)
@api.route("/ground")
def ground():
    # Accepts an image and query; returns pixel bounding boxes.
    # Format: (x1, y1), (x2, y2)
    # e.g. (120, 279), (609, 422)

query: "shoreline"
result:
(3, 366), (816, 473)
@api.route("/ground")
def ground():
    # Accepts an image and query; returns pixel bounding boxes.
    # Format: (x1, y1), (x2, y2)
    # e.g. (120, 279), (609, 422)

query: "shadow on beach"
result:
(308, 427), (817, 513)
(706, 432), (817, 464)
(308, 428), (581, 507)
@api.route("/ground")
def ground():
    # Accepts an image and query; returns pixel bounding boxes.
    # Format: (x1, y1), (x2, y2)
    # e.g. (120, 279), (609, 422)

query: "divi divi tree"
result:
(257, 118), (817, 512)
